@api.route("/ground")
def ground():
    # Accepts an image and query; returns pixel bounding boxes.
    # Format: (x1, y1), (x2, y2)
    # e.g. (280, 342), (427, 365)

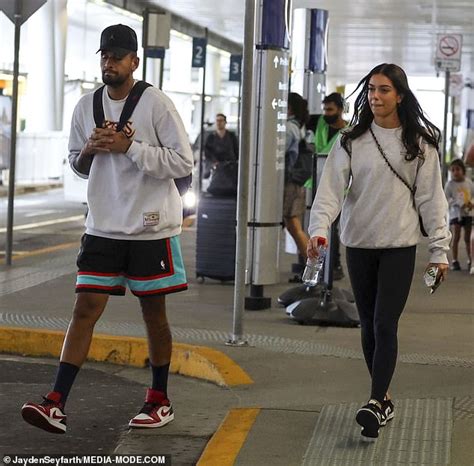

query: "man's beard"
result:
(102, 72), (127, 87)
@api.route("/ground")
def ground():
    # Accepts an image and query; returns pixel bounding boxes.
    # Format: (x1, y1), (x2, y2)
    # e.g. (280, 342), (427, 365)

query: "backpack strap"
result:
(117, 81), (152, 131)
(93, 85), (106, 128)
(92, 81), (152, 131)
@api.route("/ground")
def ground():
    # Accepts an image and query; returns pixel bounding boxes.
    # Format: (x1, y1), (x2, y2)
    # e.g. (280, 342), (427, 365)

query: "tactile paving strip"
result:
(0, 255), (76, 297)
(453, 395), (474, 420)
(302, 398), (453, 465)
(0, 313), (472, 369)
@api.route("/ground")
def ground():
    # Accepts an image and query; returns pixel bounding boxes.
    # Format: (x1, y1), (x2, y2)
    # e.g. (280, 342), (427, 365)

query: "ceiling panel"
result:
(146, 0), (473, 81)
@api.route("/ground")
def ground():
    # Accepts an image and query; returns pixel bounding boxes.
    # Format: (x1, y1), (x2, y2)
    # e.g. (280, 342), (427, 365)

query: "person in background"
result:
(444, 159), (473, 271)
(21, 24), (193, 434)
(311, 93), (348, 280)
(204, 113), (238, 166)
(307, 63), (451, 441)
(283, 92), (310, 262)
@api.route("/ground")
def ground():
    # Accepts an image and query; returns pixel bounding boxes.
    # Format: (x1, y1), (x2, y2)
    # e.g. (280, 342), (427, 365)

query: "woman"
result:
(307, 64), (451, 441)
(283, 92), (310, 261)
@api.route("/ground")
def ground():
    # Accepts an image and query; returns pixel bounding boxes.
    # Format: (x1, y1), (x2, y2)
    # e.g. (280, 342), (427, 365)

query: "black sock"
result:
(151, 363), (170, 396)
(53, 362), (80, 406)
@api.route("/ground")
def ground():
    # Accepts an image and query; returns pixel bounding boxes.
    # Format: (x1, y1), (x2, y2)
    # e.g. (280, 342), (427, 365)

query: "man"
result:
(204, 113), (238, 165)
(311, 92), (347, 280)
(21, 24), (193, 434)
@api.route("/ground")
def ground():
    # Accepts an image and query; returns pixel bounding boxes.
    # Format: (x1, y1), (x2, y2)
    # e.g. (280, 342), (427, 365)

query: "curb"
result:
(0, 326), (253, 387)
(0, 183), (62, 198)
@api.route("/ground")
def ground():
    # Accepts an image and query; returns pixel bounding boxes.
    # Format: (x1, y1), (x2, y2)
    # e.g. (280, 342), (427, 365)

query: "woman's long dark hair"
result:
(288, 92), (309, 127)
(341, 63), (441, 160)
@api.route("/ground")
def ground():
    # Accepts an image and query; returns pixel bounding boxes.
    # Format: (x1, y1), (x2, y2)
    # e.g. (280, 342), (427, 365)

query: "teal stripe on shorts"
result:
(76, 274), (126, 288)
(126, 236), (187, 295)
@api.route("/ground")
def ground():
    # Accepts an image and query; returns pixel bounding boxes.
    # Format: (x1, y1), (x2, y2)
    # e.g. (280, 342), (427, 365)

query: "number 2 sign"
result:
(192, 37), (207, 68)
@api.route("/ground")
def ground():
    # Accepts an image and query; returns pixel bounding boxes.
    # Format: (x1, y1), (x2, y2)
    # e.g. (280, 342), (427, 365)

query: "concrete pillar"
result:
(24, 0), (67, 132)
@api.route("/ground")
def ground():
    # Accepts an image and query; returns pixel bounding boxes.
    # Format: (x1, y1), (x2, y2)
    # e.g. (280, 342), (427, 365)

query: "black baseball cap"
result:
(97, 24), (138, 58)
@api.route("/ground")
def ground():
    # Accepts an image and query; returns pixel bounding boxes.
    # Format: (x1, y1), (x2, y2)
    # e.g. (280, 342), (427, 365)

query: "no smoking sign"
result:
(435, 33), (462, 72)
(436, 34), (462, 60)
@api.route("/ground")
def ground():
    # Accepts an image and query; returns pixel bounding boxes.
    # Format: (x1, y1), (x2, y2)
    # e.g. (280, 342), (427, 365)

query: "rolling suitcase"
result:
(196, 195), (237, 281)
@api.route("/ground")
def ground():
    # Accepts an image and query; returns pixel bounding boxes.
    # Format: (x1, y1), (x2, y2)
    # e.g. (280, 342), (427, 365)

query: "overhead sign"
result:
(229, 54), (242, 82)
(435, 34), (462, 72)
(0, 0), (46, 25)
(192, 37), (207, 68)
(144, 11), (171, 49)
(145, 47), (165, 59)
(467, 109), (474, 129)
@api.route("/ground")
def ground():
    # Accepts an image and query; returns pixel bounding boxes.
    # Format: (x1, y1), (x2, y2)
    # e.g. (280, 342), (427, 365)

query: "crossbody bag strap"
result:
(369, 127), (415, 196)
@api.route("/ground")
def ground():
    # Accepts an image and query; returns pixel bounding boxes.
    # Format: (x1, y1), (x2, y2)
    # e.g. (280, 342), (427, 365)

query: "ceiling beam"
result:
(104, 0), (243, 54)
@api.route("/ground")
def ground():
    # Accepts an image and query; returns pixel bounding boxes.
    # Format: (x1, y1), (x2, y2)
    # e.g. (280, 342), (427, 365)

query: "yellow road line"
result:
(0, 215), (84, 233)
(0, 327), (253, 387)
(0, 242), (79, 264)
(197, 408), (260, 466)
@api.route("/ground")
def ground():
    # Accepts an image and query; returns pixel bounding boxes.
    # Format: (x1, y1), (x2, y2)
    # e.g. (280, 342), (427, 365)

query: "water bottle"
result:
(302, 246), (327, 287)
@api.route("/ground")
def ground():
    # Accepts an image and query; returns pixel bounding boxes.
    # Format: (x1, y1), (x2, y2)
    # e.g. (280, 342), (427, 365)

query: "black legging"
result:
(346, 246), (416, 402)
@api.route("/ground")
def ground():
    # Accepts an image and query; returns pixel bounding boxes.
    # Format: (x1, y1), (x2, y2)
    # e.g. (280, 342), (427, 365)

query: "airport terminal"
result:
(0, 0), (473, 464)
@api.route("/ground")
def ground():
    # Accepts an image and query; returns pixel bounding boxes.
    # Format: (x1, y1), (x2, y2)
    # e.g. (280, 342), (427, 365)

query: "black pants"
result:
(346, 246), (416, 402)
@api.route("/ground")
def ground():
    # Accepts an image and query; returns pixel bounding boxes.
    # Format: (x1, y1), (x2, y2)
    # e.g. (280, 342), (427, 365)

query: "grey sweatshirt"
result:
(308, 122), (451, 264)
(68, 85), (193, 240)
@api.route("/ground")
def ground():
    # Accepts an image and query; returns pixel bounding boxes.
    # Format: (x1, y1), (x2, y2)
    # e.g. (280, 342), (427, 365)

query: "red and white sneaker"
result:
(129, 389), (174, 429)
(21, 391), (67, 434)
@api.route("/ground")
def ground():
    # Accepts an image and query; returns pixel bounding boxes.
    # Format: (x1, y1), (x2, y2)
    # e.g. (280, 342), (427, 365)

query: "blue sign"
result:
(145, 47), (165, 59)
(261, 0), (288, 49)
(229, 55), (242, 82)
(192, 37), (207, 68)
(308, 9), (328, 73)
(467, 109), (474, 129)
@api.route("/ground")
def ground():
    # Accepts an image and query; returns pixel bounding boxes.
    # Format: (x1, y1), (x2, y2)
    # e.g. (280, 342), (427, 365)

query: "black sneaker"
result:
(356, 399), (385, 441)
(380, 399), (394, 426)
(451, 260), (461, 271)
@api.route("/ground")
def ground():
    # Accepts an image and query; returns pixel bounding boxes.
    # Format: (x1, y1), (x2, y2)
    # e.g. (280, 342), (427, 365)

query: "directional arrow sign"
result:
(273, 56), (279, 68)
(1, 0), (47, 25)
(272, 98), (278, 110)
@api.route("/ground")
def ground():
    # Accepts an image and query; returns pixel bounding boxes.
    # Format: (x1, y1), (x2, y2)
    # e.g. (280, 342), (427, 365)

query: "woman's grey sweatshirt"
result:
(308, 122), (451, 264)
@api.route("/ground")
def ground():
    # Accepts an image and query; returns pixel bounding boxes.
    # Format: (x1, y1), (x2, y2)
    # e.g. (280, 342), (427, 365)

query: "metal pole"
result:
(450, 96), (456, 158)
(158, 57), (165, 90)
(142, 55), (147, 81)
(5, 5), (21, 266)
(142, 9), (148, 81)
(441, 69), (450, 182)
(227, 0), (255, 345)
(198, 28), (208, 194)
(237, 77), (242, 138)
